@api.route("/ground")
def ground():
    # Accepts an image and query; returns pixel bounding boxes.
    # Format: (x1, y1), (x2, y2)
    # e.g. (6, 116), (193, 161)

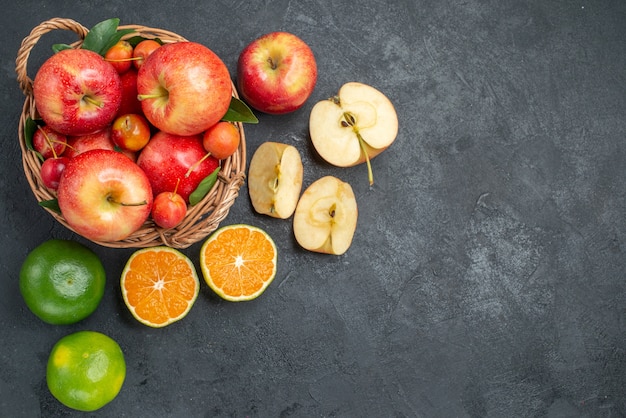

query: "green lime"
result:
(47, 330), (126, 411)
(19, 239), (106, 325)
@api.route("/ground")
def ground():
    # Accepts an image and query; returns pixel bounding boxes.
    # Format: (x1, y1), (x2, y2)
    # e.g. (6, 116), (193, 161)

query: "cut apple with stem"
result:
(309, 82), (398, 185)
(293, 176), (358, 255)
(248, 142), (303, 219)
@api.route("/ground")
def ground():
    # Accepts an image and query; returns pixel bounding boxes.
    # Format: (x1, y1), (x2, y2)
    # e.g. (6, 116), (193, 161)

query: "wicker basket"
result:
(15, 18), (246, 249)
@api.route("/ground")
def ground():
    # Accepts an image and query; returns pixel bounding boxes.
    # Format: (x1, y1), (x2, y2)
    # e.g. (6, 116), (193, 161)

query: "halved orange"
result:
(120, 247), (199, 327)
(200, 224), (278, 302)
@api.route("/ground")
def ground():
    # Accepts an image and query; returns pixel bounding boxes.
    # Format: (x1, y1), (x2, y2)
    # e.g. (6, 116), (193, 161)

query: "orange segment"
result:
(200, 224), (277, 301)
(120, 247), (199, 327)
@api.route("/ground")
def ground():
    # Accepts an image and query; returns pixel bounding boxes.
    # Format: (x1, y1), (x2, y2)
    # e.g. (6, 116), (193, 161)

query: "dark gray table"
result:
(1, 1), (624, 417)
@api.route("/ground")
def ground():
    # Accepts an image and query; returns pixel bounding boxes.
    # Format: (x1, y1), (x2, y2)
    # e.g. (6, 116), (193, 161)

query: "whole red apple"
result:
(136, 131), (219, 203)
(33, 48), (122, 136)
(57, 149), (153, 242)
(237, 32), (317, 114)
(137, 42), (232, 136)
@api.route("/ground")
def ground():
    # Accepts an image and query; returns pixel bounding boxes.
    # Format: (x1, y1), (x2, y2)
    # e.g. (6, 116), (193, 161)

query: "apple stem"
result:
(119, 200), (148, 207)
(82, 95), (103, 108)
(357, 132), (374, 186)
(343, 111), (374, 186)
(137, 93), (164, 101)
(107, 195), (147, 206)
(185, 152), (212, 178)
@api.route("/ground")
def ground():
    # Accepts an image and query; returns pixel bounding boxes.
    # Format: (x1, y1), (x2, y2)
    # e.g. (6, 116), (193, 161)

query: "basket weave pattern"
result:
(15, 18), (246, 249)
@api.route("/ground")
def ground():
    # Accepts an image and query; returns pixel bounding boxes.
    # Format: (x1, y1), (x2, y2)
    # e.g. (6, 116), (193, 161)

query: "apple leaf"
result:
(126, 36), (164, 48)
(51, 43), (73, 53)
(51, 18), (135, 55)
(81, 18), (135, 56)
(222, 97), (259, 124)
(39, 199), (61, 214)
(189, 167), (221, 206)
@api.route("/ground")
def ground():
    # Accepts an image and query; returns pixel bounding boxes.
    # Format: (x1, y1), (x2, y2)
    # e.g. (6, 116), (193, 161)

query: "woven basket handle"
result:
(15, 18), (89, 95)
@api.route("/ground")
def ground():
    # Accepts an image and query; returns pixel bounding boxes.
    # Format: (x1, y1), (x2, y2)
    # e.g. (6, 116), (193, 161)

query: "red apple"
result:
(33, 48), (122, 136)
(65, 127), (136, 161)
(237, 32), (317, 114)
(136, 131), (219, 203)
(40, 156), (70, 190)
(137, 41), (232, 136)
(151, 191), (187, 229)
(57, 149), (153, 242)
(117, 69), (144, 117)
(32, 125), (67, 159)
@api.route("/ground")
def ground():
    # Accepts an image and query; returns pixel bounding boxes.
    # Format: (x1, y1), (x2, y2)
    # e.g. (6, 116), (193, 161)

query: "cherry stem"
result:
(185, 152), (212, 178)
(38, 126), (58, 159)
(105, 57), (141, 63)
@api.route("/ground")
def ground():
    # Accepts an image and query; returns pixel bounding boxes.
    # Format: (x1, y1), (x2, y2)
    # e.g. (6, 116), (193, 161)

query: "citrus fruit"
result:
(19, 239), (106, 325)
(47, 330), (126, 412)
(200, 224), (278, 301)
(120, 246), (199, 327)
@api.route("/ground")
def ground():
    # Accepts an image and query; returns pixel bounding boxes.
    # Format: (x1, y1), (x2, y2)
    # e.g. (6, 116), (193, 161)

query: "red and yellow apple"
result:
(237, 31), (317, 114)
(136, 131), (219, 203)
(33, 48), (122, 136)
(137, 41), (232, 136)
(57, 149), (153, 242)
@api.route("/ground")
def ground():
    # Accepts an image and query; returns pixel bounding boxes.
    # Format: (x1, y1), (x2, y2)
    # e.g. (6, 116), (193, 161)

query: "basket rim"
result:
(16, 18), (247, 249)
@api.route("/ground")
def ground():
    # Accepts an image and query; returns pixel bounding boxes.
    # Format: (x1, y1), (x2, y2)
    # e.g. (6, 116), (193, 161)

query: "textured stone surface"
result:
(1, 1), (624, 416)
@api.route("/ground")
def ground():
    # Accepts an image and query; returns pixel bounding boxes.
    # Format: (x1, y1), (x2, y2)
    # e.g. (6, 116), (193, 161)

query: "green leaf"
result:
(81, 18), (135, 56)
(189, 167), (221, 206)
(222, 96), (259, 124)
(24, 117), (44, 161)
(126, 35), (164, 48)
(52, 43), (73, 53)
(39, 199), (61, 214)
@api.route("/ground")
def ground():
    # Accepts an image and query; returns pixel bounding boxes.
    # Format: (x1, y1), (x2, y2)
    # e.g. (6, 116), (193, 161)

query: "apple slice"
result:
(309, 82), (398, 185)
(248, 142), (303, 219)
(293, 176), (358, 255)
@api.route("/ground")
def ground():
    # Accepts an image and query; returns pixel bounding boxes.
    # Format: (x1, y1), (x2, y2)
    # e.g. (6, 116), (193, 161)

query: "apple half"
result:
(309, 82), (398, 185)
(248, 142), (303, 219)
(293, 176), (358, 255)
